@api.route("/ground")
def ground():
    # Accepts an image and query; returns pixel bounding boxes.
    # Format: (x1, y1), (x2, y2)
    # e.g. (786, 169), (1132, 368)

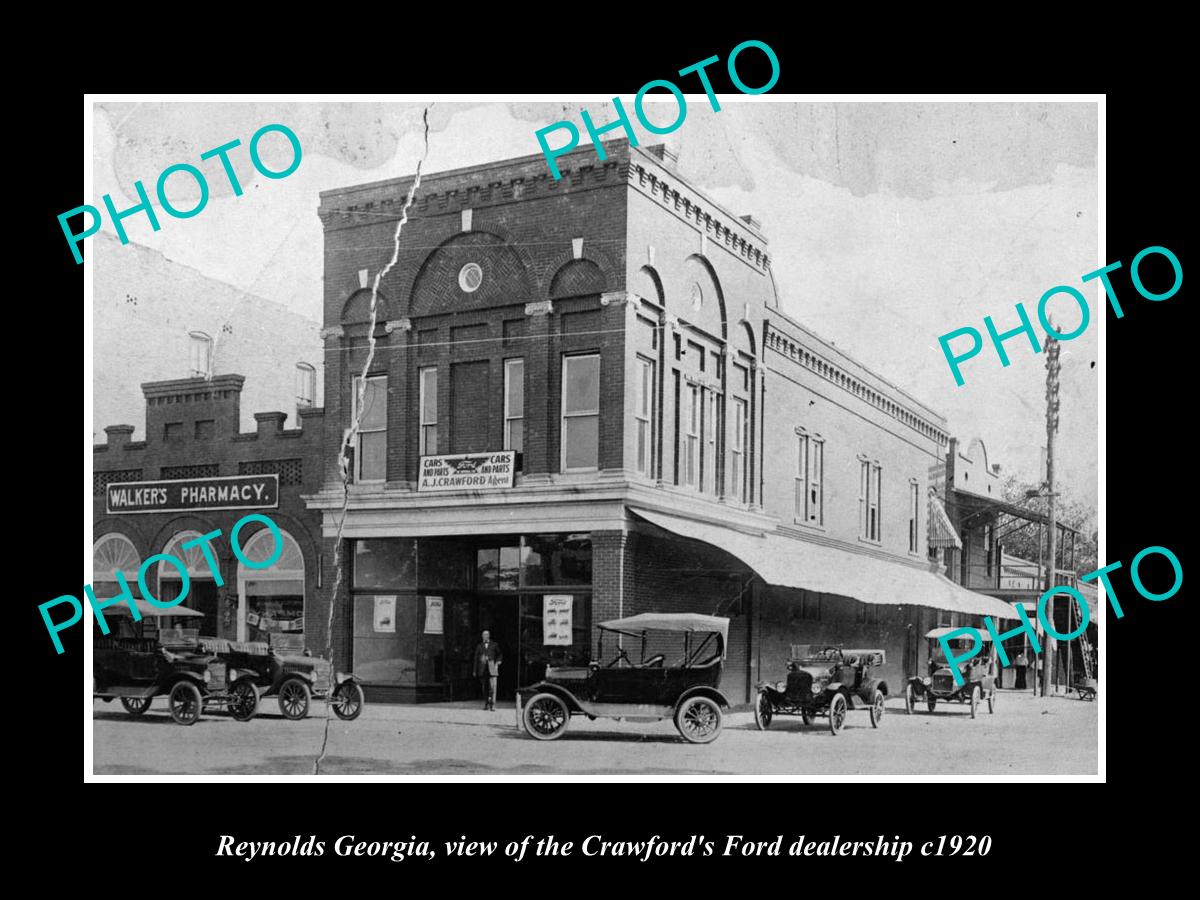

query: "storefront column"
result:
(590, 530), (628, 653)
(319, 325), (345, 487)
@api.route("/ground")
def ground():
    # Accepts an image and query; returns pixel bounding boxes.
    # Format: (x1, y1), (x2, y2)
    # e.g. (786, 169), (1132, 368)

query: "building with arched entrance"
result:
(93, 374), (323, 653)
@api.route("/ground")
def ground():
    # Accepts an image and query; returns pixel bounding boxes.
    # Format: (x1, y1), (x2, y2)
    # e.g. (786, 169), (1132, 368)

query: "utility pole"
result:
(1042, 336), (1061, 698)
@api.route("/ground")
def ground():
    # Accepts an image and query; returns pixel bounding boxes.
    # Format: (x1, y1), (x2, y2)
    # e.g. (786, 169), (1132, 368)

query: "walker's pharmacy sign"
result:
(106, 474), (279, 514)
(418, 452), (516, 492)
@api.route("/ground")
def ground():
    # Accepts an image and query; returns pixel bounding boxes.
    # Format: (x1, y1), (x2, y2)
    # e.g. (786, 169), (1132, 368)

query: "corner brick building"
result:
(306, 139), (1014, 704)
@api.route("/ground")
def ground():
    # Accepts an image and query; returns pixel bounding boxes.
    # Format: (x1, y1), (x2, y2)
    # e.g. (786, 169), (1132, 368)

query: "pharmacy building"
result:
(304, 138), (1016, 705)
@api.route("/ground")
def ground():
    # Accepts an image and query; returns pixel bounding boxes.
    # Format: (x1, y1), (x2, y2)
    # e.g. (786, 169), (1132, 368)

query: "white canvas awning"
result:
(631, 508), (1018, 621)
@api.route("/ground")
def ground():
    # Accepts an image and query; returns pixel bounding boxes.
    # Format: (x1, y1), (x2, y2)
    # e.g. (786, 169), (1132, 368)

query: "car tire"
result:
(988, 689), (996, 714)
(800, 708), (813, 725)
(332, 682), (365, 721)
(828, 693), (847, 735)
(926, 696), (937, 713)
(754, 692), (772, 730)
(168, 681), (203, 726)
(523, 692), (570, 740)
(970, 685), (981, 719)
(676, 696), (723, 744)
(869, 690), (885, 728)
(229, 679), (259, 722)
(278, 677), (311, 721)
(120, 696), (152, 717)
(904, 683), (915, 715)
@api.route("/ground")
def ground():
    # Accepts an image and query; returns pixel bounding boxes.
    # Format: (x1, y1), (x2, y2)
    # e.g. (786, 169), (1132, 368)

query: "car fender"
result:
(906, 677), (927, 696)
(520, 682), (585, 714)
(859, 678), (889, 702)
(676, 686), (731, 709)
(334, 673), (364, 687)
(168, 673), (208, 693)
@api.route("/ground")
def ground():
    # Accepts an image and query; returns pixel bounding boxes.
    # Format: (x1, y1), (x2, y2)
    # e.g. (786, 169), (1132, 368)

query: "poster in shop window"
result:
(543, 595), (573, 645)
(424, 596), (444, 634)
(373, 595), (396, 633)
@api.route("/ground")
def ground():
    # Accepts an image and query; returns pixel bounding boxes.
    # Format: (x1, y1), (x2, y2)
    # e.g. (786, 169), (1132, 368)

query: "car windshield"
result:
(931, 640), (977, 664)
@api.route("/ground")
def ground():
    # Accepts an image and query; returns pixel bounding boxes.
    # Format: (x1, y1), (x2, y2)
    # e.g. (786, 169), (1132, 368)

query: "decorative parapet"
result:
(765, 324), (949, 445)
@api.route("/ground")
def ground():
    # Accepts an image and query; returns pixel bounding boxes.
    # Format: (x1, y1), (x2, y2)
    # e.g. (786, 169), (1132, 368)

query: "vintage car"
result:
(199, 635), (365, 721)
(905, 626), (997, 717)
(92, 600), (259, 725)
(754, 645), (888, 735)
(518, 613), (731, 744)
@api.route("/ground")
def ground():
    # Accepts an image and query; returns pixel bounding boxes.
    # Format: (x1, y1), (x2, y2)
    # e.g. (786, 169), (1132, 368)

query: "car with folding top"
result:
(92, 599), (259, 725)
(518, 613), (731, 743)
(754, 645), (889, 735)
(905, 626), (997, 717)
(200, 634), (365, 721)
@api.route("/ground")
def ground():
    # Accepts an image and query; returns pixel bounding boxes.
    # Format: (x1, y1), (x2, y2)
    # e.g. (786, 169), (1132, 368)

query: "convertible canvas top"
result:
(104, 598), (205, 618)
(925, 626), (993, 641)
(599, 614), (729, 656)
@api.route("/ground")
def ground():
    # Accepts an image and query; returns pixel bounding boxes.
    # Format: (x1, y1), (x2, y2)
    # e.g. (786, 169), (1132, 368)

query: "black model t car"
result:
(905, 626), (997, 718)
(518, 614), (731, 744)
(92, 600), (259, 725)
(754, 645), (889, 735)
(200, 636), (365, 721)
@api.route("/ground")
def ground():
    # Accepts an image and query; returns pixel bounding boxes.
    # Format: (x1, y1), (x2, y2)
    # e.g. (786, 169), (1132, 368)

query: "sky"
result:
(91, 100), (1099, 510)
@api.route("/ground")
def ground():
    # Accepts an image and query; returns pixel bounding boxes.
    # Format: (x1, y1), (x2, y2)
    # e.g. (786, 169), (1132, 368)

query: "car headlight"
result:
(203, 670), (211, 684)
(775, 681), (786, 691)
(922, 677), (931, 686)
(811, 683), (822, 694)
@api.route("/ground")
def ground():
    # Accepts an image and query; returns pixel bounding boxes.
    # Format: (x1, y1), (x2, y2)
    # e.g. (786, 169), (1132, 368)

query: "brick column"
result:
(385, 318), (412, 486)
(523, 301), (554, 477)
(590, 530), (629, 652)
(319, 326), (345, 487)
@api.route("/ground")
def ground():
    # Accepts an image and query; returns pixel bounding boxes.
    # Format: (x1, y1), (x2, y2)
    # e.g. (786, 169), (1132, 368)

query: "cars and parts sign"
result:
(418, 452), (516, 492)
(106, 474), (279, 514)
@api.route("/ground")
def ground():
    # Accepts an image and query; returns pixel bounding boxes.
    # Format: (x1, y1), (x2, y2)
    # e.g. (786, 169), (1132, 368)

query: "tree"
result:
(1000, 475), (1097, 576)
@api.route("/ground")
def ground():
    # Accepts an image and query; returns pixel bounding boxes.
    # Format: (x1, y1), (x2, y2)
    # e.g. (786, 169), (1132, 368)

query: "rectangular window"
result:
(684, 383), (700, 488)
(860, 459), (882, 541)
(909, 481), (921, 554)
(296, 363), (315, 407)
(704, 390), (718, 493)
(189, 332), (212, 378)
(419, 367), (437, 457)
(634, 356), (655, 476)
(730, 398), (747, 502)
(504, 358), (524, 454)
(561, 354), (600, 471)
(353, 375), (387, 482)
(794, 433), (824, 525)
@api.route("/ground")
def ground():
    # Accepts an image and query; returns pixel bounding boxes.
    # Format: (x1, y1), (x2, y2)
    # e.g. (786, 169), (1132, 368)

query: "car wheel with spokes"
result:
(278, 678), (311, 720)
(168, 681), (203, 726)
(121, 696), (152, 717)
(332, 682), (365, 721)
(754, 692), (772, 730)
(869, 690), (885, 728)
(676, 696), (723, 743)
(228, 679), (259, 722)
(828, 693), (847, 735)
(904, 683), (916, 715)
(523, 692), (570, 740)
(970, 685), (981, 719)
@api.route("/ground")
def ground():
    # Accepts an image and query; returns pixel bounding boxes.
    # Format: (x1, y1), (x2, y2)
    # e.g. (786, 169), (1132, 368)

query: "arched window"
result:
(93, 533), (140, 597)
(158, 530), (221, 638)
(237, 528), (306, 648)
(189, 331), (212, 378)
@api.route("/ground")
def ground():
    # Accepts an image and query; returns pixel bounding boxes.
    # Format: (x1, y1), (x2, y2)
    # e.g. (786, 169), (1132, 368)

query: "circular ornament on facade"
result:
(690, 282), (703, 311)
(458, 262), (483, 293)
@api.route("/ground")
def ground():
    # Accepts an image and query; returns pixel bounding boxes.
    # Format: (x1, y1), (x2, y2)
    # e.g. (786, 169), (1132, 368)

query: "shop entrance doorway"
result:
(476, 596), (519, 702)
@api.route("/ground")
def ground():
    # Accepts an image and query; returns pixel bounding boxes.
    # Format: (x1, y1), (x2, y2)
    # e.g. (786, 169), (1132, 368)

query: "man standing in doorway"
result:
(473, 630), (502, 710)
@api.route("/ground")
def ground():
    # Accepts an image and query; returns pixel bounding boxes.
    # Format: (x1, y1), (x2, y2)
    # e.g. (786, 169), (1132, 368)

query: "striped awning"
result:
(631, 508), (1018, 620)
(928, 497), (962, 550)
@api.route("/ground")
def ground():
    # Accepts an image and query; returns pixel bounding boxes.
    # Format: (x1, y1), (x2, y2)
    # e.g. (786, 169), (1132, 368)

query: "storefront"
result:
(349, 533), (592, 703)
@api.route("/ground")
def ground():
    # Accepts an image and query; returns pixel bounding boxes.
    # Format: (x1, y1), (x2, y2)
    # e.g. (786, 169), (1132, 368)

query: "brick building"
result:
(93, 376), (324, 652)
(306, 139), (1015, 705)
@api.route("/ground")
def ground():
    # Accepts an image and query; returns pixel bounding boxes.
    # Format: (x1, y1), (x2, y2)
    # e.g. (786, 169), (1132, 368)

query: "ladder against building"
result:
(1078, 629), (1094, 681)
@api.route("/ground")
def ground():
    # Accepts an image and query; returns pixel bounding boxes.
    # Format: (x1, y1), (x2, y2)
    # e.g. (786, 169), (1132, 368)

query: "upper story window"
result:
(860, 458), (882, 542)
(683, 383), (700, 489)
(189, 331), (212, 378)
(504, 358), (524, 454)
(704, 390), (719, 494)
(296, 362), (315, 408)
(908, 480), (921, 554)
(730, 397), (748, 503)
(795, 431), (824, 526)
(561, 354), (600, 472)
(419, 367), (438, 457)
(634, 356), (655, 476)
(353, 375), (387, 483)
(458, 262), (483, 293)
